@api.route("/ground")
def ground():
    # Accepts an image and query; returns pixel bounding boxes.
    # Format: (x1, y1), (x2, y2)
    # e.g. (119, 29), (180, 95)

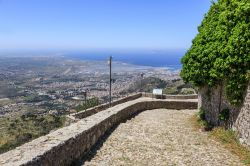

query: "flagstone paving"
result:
(81, 109), (243, 166)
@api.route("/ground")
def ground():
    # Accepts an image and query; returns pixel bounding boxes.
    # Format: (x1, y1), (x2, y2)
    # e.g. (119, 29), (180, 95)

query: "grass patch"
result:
(163, 86), (179, 95)
(190, 113), (250, 165)
(0, 114), (66, 154)
(75, 98), (99, 112)
(163, 79), (196, 95)
(210, 128), (250, 165)
(190, 109), (213, 131)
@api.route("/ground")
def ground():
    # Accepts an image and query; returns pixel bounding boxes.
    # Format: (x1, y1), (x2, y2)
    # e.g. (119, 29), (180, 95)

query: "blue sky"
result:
(0, 0), (211, 51)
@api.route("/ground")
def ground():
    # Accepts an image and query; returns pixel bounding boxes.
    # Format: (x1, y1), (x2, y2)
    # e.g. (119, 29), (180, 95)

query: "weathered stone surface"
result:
(83, 109), (243, 166)
(70, 93), (198, 120)
(143, 93), (198, 99)
(234, 84), (250, 148)
(198, 83), (250, 148)
(0, 97), (197, 166)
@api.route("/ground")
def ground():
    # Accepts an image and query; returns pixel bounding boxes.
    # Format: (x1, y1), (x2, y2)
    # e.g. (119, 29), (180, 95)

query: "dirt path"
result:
(81, 109), (243, 166)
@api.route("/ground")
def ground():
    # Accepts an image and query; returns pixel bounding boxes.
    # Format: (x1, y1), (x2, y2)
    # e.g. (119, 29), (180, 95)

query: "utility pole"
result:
(84, 91), (87, 110)
(140, 73), (144, 92)
(81, 90), (87, 111)
(108, 56), (112, 107)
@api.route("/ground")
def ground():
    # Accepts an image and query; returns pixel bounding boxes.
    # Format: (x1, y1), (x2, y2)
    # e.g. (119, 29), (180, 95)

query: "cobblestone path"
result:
(82, 109), (243, 166)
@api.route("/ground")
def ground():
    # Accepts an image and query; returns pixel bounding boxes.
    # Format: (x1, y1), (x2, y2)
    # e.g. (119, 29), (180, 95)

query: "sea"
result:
(0, 49), (186, 70)
(64, 50), (185, 70)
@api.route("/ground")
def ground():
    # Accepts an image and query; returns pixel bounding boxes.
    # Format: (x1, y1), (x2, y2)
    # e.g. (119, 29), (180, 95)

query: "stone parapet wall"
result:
(143, 93), (198, 99)
(0, 98), (197, 166)
(70, 93), (197, 120)
(71, 93), (142, 120)
(198, 83), (250, 148)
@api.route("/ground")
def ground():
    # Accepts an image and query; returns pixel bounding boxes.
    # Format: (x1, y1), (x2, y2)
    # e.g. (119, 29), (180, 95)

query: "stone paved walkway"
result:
(81, 109), (243, 166)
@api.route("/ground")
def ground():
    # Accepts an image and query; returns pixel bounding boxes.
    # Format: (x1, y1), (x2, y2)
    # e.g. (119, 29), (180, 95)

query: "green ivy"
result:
(198, 108), (206, 120)
(218, 108), (230, 122)
(181, 0), (250, 106)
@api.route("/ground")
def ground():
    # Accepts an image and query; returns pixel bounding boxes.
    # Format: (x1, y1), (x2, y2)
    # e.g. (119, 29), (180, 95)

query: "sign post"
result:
(153, 89), (163, 99)
(108, 56), (112, 107)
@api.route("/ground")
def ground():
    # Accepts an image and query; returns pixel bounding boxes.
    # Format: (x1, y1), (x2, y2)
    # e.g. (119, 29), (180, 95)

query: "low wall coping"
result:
(70, 93), (198, 120)
(0, 97), (198, 166)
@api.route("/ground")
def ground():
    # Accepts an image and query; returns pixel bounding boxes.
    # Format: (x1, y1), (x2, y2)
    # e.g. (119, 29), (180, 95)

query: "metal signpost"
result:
(140, 73), (144, 92)
(82, 91), (87, 111)
(153, 89), (163, 99)
(108, 56), (112, 107)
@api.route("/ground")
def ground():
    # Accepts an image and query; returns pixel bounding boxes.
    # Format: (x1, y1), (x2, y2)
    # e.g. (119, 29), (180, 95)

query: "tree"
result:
(181, 0), (250, 105)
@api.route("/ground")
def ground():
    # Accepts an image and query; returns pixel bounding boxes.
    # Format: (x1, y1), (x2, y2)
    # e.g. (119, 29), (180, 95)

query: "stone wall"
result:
(143, 93), (198, 99)
(198, 83), (250, 148)
(70, 93), (142, 120)
(198, 86), (224, 126)
(0, 97), (197, 166)
(70, 93), (197, 120)
(234, 84), (250, 147)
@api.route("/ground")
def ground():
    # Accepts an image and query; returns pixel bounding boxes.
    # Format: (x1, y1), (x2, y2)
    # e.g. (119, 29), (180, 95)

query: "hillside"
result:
(120, 77), (168, 94)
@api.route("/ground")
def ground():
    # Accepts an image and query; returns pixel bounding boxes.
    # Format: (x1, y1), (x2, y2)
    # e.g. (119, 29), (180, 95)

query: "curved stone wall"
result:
(70, 93), (142, 120)
(143, 93), (198, 99)
(0, 98), (197, 166)
(70, 93), (198, 120)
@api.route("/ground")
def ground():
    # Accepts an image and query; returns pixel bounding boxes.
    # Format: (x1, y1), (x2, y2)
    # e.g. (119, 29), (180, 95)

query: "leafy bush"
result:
(126, 77), (168, 93)
(181, 0), (250, 106)
(75, 98), (99, 112)
(180, 88), (195, 95)
(198, 108), (206, 121)
(163, 87), (178, 95)
(163, 79), (196, 95)
(218, 108), (230, 122)
(191, 109), (213, 131)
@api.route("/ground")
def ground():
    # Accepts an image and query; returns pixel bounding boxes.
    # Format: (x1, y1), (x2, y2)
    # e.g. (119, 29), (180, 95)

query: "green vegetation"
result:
(163, 79), (196, 95)
(218, 108), (230, 122)
(138, 77), (167, 93)
(163, 86), (178, 95)
(197, 108), (206, 121)
(180, 88), (195, 95)
(210, 128), (250, 165)
(75, 98), (99, 112)
(24, 94), (50, 103)
(0, 114), (65, 154)
(192, 109), (213, 131)
(122, 77), (168, 94)
(181, 0), (250, 105)
(190, 112), (250, 165)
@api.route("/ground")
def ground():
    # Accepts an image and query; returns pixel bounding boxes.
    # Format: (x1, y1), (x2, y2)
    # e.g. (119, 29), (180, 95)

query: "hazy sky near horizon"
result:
(0, 0), (211, 51)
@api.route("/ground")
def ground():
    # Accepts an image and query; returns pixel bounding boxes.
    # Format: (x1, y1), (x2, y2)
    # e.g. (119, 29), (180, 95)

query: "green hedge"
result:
(181, 0), (250, 105)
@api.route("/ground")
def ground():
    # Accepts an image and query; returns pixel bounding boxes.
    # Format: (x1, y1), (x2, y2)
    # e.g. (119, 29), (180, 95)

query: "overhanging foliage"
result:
(181, 0), (250, 105)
